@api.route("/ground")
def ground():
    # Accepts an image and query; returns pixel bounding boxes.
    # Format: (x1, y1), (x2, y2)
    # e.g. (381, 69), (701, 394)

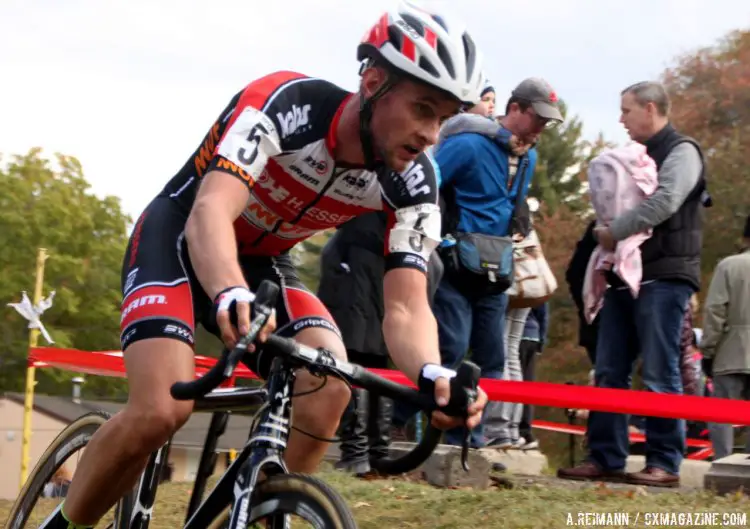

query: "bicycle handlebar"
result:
(169, 279), (481, 473)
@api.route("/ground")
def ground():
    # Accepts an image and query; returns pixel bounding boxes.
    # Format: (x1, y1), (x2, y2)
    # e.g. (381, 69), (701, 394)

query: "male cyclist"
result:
(42, 3), (489, 528)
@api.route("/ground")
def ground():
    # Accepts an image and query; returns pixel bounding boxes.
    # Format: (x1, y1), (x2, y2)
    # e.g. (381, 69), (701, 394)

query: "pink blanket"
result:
(583, 143), (658, 323)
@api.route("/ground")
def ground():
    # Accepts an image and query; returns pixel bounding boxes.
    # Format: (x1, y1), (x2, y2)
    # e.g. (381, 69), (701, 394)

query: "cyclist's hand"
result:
(431, 384), (487, 431)
(213, 286), (276, 349)
(418, 364), (487, 431)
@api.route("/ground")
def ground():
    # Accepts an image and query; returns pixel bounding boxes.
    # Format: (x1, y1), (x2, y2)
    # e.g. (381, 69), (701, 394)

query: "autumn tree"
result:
(531, 100), (610, 213)
(0, 149), (131, 399)
(291, 230), (335, 293)
(662, 29), (750, 288)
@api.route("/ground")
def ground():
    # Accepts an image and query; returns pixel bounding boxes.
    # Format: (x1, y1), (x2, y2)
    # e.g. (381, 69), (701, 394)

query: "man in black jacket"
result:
(559, 81), (709, 488)
(565, 220), (599, 365)
(318, 212), (443, 474)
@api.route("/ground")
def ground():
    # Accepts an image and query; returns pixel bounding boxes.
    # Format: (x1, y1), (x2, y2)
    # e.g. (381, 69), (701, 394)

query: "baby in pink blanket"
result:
(583, 142), (659, 323)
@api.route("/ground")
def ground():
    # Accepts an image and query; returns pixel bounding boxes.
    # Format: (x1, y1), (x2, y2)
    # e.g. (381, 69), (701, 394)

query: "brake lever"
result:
(453, 362), (480, 473)
(460, 385), (479, 472)
(461, 424), (471, 472)
(222, 280), (279, 379)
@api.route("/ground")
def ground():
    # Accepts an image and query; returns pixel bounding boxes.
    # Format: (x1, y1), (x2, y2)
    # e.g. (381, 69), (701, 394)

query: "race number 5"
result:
(237, 122), (269, 167)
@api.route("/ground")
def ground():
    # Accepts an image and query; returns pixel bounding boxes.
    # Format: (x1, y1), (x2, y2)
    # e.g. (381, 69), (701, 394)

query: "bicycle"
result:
(7, 280), (480, 529)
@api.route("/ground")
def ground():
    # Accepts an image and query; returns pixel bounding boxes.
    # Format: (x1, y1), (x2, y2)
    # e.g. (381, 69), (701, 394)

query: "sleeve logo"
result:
(402, 163), (431, 197)
(277, 104), (312, 138)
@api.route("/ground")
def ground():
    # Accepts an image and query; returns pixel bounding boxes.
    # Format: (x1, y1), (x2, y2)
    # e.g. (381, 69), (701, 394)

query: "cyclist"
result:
(42, 2), (489, 527)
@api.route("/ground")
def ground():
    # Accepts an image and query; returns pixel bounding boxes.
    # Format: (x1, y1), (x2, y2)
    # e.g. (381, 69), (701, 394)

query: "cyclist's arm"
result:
(379, 159), (443, 383)
(186, 171), (252, 299)
(186, 104), (282, 299)
(383, 263), (440, 383)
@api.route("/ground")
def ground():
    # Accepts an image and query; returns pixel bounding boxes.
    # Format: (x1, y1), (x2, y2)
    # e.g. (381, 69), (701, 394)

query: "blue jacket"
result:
(435, 115), (537, 238)
(523, 302), (549, 344)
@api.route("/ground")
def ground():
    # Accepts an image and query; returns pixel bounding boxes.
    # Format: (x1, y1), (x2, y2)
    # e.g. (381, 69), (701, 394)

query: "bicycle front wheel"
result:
(5, 411), (133, 529)
(208, 473), (357, 529)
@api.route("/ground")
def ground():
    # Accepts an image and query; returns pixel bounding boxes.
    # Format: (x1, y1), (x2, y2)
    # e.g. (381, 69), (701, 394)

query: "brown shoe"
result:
(626, 467), (680, 488)
(557, 461), (626, 483)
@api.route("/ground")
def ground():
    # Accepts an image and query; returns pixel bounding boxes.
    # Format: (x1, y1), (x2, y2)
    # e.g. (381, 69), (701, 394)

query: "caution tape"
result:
(30, 347), (750, 428)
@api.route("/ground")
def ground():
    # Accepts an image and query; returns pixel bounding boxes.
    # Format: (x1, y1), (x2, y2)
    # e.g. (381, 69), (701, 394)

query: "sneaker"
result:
(509, 437), (526, 449)
(521, 439), (539, 450)
(486, 437), (513, 449)
(334, 458), (371, 476)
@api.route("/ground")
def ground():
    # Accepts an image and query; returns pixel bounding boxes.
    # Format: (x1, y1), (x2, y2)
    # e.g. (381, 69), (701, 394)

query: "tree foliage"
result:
(531, 100), (611, 213)
(662, 29), (750, 287)
(0, 149), (131, 399)
(291, 230), (334, 293)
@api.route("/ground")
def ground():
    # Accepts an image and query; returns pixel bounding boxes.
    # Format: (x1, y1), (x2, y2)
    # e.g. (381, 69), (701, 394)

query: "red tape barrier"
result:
(531, 420), (712, 448)
(30, 347), (750, 428)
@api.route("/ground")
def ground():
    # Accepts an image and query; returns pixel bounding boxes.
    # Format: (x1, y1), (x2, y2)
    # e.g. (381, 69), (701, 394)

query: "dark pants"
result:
(518, 339), (540, 442)
(338, 351), (392, 471)
(586, 280), (693, 475)
(393, 276), (508, 447)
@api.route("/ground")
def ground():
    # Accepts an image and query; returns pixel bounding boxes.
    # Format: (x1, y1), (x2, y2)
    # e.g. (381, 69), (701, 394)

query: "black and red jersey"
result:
(161, 70), (442, 273)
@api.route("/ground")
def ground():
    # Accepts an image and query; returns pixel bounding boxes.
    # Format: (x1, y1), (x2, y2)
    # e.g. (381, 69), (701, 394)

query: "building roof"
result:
(3, 392), (259, 451)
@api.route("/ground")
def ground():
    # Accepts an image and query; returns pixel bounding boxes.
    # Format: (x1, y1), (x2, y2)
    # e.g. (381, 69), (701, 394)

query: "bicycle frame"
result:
(123, 357), (296, 529)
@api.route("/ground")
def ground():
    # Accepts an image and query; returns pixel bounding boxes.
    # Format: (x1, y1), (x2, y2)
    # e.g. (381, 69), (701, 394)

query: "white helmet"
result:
(357, 1), (485, 107)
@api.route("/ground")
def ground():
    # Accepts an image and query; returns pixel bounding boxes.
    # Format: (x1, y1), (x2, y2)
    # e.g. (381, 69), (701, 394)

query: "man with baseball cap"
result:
(398, 76), (563, 448)
(511, 77), (565, 122)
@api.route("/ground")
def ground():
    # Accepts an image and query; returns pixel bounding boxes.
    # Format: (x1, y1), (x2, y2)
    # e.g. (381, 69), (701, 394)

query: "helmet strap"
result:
(359, 68), (397, 171)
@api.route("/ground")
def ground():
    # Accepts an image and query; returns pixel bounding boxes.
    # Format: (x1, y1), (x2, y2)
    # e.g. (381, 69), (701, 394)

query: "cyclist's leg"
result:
(53, 199), (201, 527)
(61, 340), (195, 525)
(246, 255), (351, 474)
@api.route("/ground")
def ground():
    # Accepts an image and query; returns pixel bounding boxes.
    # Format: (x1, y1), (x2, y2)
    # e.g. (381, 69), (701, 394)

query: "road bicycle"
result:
(7, 280), (480, 528)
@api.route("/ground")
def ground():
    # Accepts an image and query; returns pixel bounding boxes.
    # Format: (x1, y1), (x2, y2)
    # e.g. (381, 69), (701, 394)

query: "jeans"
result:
(518, 339), (540, 441)
(392, 276), (508, 447)
(586, 280), (692, 475)
(484, 307), (529, 443)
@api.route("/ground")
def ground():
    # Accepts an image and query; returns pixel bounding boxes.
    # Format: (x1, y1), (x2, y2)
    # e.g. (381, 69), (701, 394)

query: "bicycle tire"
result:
(369, 421), (442, 475)
(206, 473), (357, 529)
(5, 411), (133, 529)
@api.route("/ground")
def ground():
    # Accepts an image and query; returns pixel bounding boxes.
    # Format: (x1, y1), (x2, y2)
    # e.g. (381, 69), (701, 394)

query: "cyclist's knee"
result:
(120, 337), (195, 452)
(124, 399), (193, 453)
(291, 327), (351, 414)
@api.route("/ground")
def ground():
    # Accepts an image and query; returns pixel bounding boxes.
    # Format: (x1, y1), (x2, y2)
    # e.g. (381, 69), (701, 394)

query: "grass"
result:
(3, 467), (748, 529)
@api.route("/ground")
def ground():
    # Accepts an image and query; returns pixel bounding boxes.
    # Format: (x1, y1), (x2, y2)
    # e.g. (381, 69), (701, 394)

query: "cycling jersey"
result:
(163, 70), (442, 274)
(120, 70), (442, 357)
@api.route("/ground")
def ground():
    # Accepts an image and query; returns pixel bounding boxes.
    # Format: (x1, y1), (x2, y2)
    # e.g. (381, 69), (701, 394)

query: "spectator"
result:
(318, 212), (444, 473)
(43, 466), (72, 498)
(680, 294), (701, 397)
(518, 301), (548, 449)
(476, 82), (496, 118)
(558, 81), (709, 488)
(485, 200), (549, 450)
(565, 220), (599, 365)
(432, 77), (562, 447)
(701, 215), (750, 460)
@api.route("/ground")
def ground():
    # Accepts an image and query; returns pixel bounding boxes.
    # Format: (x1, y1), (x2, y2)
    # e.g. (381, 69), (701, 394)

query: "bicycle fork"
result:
(228, 359), (295, 529)
(128, 440), (172, 529)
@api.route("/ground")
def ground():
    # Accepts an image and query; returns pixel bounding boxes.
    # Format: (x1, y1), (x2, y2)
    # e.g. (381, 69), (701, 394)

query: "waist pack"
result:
(439, 151), (531, 295)
(444, 232), (515, 292)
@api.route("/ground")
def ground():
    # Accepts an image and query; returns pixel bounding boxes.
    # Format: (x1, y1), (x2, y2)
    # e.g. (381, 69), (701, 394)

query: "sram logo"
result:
(121, 294), (167, 322)
(277, 104), (312, 138)
(402, 163), (431, 197)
